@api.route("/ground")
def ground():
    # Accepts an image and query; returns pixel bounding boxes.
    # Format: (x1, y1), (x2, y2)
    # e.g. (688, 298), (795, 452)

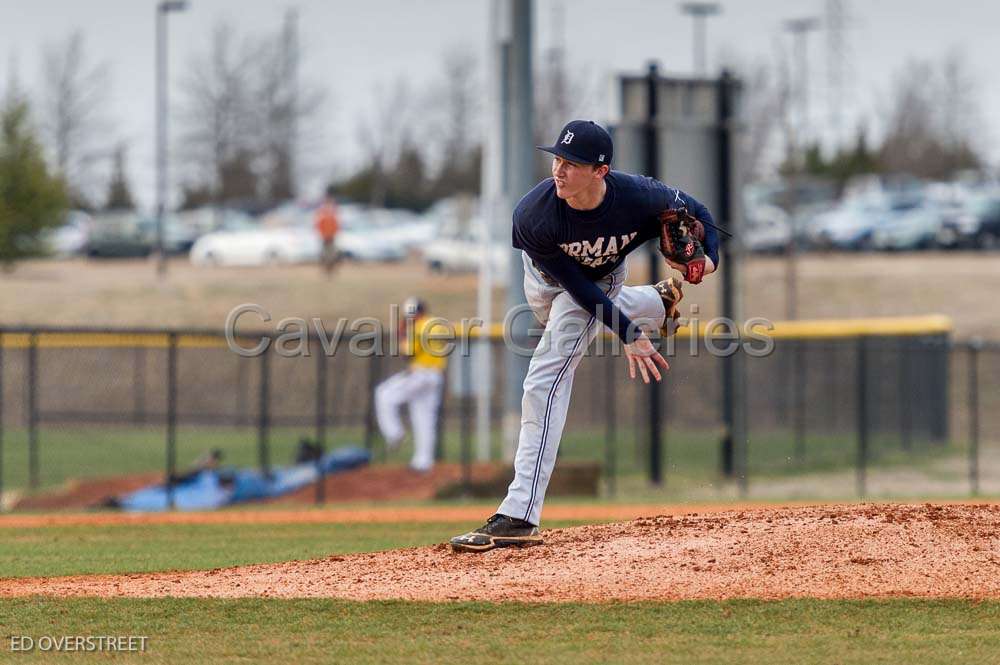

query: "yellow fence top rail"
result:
(461, 314), (953, 340)
(744, 314), (953, 340)
(0, 315), (952, 348)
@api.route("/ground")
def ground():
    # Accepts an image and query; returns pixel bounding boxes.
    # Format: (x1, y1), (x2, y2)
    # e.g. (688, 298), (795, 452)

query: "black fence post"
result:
(605, 353), (617, 497)
(968, 341), (980, 497)
(133, 346), (146, 425)
(856, 336), (868, 498)
(315, 349), (327, 506)
(166, 333), (178, 510)
(793, 340), (807, 464)
(27, 332), (39, 490)
(235, 358), (249, 427)
(460, 353), (472, 494)
(435, 370), (447, 463)
(930, 334), (949, 444)
(826, 342), (839, 432)
(899, 338), (912, 452)
(258, 350), (271, 475)
(364, 353), (381, 455)
(0, 331), (4, 512)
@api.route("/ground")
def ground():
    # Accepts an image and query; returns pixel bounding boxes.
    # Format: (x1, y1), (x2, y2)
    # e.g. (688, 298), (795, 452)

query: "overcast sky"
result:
(2, 0), (997, 208)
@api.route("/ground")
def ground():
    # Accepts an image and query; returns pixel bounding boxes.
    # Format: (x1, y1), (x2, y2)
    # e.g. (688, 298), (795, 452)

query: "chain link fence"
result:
(0, 320), (993, 508)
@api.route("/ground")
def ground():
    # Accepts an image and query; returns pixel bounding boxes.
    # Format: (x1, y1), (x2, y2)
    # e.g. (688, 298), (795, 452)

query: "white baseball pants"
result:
(497, 252), (666, 525)
(375, 368), (444, 471)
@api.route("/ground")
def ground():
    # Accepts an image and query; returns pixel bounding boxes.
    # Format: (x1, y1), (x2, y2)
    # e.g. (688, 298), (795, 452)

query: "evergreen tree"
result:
(104, 144), (134, 210)
(0, 97), (68, 267)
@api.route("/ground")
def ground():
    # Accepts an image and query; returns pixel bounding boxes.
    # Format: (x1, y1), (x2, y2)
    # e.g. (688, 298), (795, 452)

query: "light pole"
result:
(680, 2), (721, 76)
(781, 16), (820, 320)
(155, 0), (189, 276)
(783, 17), (821, 147)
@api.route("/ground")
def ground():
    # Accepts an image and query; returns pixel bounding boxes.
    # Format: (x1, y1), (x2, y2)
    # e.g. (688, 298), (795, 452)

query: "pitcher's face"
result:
(551, 156), (601, 200)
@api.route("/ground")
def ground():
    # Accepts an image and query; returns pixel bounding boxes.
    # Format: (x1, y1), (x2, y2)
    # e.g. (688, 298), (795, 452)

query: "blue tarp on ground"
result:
(115, 446), (371, 512)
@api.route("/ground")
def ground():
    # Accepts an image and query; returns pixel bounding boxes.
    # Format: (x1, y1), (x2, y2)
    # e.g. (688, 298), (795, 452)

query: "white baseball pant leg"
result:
(497, 252), (667, 526)
(375, 368), (444, 470)
(408, 370), (444, 471)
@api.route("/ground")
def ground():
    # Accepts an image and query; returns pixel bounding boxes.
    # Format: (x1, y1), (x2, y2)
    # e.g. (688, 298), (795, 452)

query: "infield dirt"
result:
(2, 503), (998, 601)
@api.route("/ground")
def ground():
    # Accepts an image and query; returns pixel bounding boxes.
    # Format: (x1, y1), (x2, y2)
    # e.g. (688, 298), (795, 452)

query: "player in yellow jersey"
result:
(374, 297), (447, 472)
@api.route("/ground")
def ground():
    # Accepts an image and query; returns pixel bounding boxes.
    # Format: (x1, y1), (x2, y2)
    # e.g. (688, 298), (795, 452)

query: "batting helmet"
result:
(402, 296), (425, 318)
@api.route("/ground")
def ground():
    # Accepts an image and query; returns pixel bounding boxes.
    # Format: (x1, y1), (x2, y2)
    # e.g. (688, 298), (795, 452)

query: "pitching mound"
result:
(3, 503), (999, 601)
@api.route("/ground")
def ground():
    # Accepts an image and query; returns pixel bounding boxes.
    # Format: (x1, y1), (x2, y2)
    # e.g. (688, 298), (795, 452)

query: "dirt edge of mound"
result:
(3, 503), (998, 602)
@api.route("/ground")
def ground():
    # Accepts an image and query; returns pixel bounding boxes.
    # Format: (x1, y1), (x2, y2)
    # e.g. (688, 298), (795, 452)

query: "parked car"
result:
(340, 207), (437, 260)
(872, 202), (960, 251)
(85, 211), (197, 258)
(190, 224), (321, 266)
(809, 193), (922, 251)
(42, 210), (92, 257)
(86, 211), (154, 258)
(422, 220), (508, 281)
(336, 228), (408, 262)
(937, 193), (1000, 249)
(743, 205), (791, 253)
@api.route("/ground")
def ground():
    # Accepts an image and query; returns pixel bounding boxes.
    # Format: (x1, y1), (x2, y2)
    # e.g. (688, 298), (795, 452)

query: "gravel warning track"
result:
(3, 503), (998, 601)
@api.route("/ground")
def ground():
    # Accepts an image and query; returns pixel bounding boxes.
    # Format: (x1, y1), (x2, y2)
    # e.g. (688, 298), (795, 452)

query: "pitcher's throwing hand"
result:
(624, 333), (670, 383)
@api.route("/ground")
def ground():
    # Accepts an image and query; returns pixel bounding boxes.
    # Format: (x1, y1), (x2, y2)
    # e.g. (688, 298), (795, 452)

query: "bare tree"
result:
(38, 31), (111, 203)
(177, 15), (326, 208)
(250, 8), (325, 202)
(938, 49), (983, 157)
(718, 46), (790, 183)
(877, 53), (982, 178)
(357, 78), (414, 208)
(422, 46), (481, 196)
(176, 22), (257, 205)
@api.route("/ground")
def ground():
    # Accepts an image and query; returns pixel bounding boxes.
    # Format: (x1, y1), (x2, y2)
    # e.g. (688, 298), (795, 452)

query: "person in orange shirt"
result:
(314, 187), (341, 274)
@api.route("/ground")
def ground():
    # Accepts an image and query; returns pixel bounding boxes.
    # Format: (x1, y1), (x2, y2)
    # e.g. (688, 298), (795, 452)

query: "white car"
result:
(43, 210), (92, 257)
(335, 228), (408, 262)
(190, 225), (321, 266)
(423, 223), (509, 281)
(743, 205), (791, 253)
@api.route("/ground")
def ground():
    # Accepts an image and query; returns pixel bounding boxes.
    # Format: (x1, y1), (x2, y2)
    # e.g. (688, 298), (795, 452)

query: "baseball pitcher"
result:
(450, 120), (720, 551)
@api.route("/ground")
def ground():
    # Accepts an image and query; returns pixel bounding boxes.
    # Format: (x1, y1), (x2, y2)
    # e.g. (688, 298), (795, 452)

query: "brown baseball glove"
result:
(658, 207), (707, 284)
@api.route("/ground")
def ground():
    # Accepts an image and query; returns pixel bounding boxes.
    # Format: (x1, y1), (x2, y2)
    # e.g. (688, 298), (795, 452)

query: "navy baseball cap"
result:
(537, 120), (613, 166)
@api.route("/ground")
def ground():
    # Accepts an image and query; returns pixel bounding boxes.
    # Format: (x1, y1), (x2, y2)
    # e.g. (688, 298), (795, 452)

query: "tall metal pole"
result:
(155, 1), (188, 276)
(681, 3), (722, 76)
(781, 17), (820, 321)
(717, 70), (747, 494)
(479, 0), (508, 463)
(502, 0), (533, 462)
(645, 62), (663, 486)
(785, 18), (820, 146)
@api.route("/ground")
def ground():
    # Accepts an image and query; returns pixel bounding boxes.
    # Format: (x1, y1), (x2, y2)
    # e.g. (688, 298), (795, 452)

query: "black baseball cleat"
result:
(654, 277), (684, 337)
(449, 514), (543, 552)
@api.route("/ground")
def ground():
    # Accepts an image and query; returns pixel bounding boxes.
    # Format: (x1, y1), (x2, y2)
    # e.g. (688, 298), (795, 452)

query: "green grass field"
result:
(0, 423), (956, 499)
(1, 518), (997, 664)
(2, 598), (997, 664)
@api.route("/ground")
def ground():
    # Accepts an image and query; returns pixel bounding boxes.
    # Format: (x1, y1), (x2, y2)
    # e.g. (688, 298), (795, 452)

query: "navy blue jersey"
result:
(512, 171), (719, 342)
